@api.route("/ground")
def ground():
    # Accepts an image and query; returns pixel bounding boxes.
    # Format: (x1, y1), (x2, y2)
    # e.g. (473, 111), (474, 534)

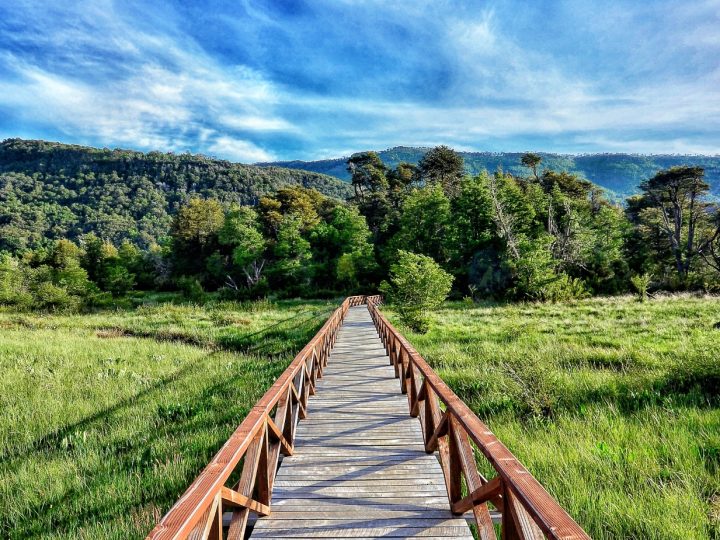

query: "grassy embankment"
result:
(385, 295), (720, 540)
(0, 297), (335, 539)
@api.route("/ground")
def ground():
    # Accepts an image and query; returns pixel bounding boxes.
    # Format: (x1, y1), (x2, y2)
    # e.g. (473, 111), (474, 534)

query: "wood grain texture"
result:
(249, 307), (472, 540)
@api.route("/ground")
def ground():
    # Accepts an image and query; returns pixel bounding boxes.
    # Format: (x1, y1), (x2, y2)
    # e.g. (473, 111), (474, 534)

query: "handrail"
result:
(366, 297), (590, 540)
(147, 294), (588, 540)
(147, 295), (370, 540)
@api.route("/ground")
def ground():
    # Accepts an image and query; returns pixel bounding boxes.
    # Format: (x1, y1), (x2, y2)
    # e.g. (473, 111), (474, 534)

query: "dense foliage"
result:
(0, 139), (352, 251)
(2, 140), (719, 311)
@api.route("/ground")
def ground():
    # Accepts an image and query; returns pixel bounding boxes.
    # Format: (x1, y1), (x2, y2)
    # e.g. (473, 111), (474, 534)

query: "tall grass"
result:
(385, 295), (720, 539)
(0, 298), (334, 539)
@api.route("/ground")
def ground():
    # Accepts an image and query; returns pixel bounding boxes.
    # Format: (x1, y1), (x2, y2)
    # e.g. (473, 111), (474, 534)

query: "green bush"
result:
(380, 250), (453, 333)
(540, 273), (590, 302)
(176, 276), (205, 302)
(33, 282), (81, 311)
(630, 273), (652, 302)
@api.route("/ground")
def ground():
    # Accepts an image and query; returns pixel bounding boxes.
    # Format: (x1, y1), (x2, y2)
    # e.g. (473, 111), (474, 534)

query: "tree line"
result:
(1, 144), (719, 311)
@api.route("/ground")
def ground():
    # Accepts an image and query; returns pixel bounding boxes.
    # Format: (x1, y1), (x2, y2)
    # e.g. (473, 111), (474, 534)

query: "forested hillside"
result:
(0, 139), (352, 250)
(1, 142), (719, 312)
(262, 146), (720, 198)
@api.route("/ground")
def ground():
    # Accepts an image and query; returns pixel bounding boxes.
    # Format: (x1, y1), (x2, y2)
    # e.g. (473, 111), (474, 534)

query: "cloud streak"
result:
(0, 0), (718, 161)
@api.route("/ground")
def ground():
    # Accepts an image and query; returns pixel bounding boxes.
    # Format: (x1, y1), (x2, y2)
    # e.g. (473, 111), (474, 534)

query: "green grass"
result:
(4, 294), (719, 539)
(384, 295), (720, 540)
(0, 297), (336, 539)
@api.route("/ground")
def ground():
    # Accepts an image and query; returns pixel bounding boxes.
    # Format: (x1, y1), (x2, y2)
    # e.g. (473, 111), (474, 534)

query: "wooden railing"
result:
(366, 297), (590, 540)
(148, 294), (588, 540)
(147, 295), (370, 540)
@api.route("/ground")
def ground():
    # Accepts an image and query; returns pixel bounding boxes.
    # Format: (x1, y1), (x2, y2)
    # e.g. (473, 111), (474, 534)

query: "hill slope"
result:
(0, 139), (352, 251)
(261, 146), (720, 198)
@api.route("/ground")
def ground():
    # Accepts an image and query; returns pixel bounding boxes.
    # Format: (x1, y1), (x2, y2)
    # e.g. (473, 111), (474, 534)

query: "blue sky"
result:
(0, 0), (718, 162)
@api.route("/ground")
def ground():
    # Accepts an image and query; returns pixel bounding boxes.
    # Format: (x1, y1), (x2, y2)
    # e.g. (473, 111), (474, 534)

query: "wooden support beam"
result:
(425, 411), (448, 453)
(266, 417), (294, 456)
(221, 487), (271, 517)
(451, 476), (502, 514)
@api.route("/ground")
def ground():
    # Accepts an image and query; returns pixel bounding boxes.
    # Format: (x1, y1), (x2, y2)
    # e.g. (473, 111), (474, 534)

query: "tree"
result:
(540, 170), (593, 199)
(698, 212), (720, 274)
(172, 198), (224, 247)
(451, 173), (494, 259)
(386, 162), (417, 207)
(521, 152), (542, 181)
(322, 206), (377, 290)
(258, 186), (325, 234)
(0, 252), (32, 307)
(171, 198), (224, 280)
(219, 205), (266, 287)
(634, 166), (717, 282)
(272, 213), (312, 284)
(347, 152), (388, 202)
(417, 146), (465, 198)
(380, 250), (453, 333)
(79, 234), (136, 295)
(391, 185), (452, 264)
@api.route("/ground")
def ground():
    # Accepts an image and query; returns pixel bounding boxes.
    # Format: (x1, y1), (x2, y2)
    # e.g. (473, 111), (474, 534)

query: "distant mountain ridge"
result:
(260, 146), (720, 198)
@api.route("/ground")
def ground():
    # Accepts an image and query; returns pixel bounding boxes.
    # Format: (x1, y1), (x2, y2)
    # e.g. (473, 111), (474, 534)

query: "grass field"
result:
(2, 295), (719, 539)
(384, 295), (720, 540)
(0, 297), (335, 539)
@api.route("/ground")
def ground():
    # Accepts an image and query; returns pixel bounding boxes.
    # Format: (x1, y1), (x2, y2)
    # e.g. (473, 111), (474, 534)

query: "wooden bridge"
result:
(147, 296), (590, 540)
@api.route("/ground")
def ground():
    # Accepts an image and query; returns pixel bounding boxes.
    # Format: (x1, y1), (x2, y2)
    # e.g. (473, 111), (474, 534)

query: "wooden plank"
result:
(274, 479), (446, 487)
(271, 497), (454, 508)
(250, 522), (472, 538)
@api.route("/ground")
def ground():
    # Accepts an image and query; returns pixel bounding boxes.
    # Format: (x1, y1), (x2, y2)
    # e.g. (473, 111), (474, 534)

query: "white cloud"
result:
(208, 136), (275, 162)
(0, 1), (287, 162)
(1, 0), (718, 159)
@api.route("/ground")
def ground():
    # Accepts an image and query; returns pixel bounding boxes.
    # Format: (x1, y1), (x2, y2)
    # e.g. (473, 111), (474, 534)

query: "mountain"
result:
(260, 146), (720, 199)
(0, 139), (352, 251)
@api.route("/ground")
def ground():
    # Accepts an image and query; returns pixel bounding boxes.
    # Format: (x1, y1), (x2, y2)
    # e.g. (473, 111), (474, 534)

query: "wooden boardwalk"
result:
(149, 296), (589, 540)
(249, 306), (473, 539)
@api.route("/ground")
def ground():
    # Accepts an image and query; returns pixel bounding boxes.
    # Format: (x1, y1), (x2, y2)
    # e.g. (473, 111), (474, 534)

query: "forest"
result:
(1, 140), (720, 313)
(0, 138), (351, 252)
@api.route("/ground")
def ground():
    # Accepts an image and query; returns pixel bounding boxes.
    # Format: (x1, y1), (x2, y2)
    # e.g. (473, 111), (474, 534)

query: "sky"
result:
(0, 0), (719, 162)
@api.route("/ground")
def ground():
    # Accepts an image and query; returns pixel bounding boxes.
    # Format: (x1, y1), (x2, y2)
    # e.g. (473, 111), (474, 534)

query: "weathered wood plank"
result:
(250, 526), (472, 537)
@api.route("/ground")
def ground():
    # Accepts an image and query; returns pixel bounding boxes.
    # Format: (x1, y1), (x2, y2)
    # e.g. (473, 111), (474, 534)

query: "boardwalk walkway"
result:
(249, 306), (473, 539)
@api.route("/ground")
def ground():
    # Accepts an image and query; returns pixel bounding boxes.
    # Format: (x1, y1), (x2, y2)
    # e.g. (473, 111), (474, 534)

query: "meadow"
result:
(0, 297), (334, 539)
(385, 295), (720, 540)
(2, 294), (719, 539)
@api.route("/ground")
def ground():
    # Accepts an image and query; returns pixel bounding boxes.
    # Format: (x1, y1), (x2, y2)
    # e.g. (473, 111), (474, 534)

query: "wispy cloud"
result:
(0, 0), (718, 160)
(0, 0), (286, 161)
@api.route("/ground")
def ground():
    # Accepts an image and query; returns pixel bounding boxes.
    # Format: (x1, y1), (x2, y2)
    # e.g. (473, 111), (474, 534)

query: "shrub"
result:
(176, 276), (205, 302)
(102, 264), (136, 297)
(380, 250), (453, 333)
(540, 274), (590, 302)
(33, 282), (80, 311)
(630, 273), (652, 302)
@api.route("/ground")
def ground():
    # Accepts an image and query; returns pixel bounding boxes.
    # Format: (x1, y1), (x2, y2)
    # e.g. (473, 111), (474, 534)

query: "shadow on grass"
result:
(0, 362), (198, 464)
(96, 307), (332, 359)
(3, 365), (283, 539)
(3, 308), (330, 465)
(2, 308), (335, 538)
